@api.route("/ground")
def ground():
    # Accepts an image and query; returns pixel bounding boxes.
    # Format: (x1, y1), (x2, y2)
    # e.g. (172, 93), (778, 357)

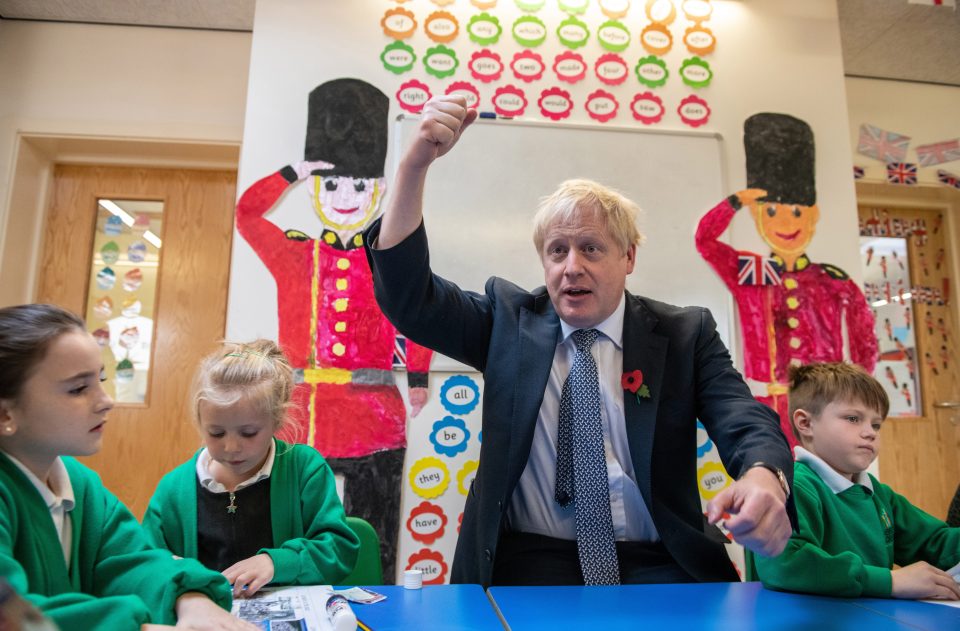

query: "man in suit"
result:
(365, 96), (794, 587)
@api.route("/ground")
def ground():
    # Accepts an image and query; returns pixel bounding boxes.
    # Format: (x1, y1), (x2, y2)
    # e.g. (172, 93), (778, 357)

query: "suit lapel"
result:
(621, 293), (667, 510)
(507, 294), (560, 488)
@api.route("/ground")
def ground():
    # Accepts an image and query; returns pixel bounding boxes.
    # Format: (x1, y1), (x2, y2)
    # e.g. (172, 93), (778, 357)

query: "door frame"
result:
(0, 132), (240, 307)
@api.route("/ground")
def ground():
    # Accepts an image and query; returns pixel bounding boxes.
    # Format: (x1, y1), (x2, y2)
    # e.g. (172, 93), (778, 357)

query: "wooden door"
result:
(36, 165), (237, 518)
(858, 204), (960, 519)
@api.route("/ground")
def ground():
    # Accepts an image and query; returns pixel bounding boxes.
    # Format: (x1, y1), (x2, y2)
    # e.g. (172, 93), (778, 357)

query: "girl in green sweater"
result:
(755, 362), (960, 601)
(143, 340), (359, 598)
(0, 303), (254, 631)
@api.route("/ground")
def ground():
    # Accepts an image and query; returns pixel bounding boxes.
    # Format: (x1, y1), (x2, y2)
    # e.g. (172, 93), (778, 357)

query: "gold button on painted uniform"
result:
(337, 258), (350, 270)
(786, 297), (799, 309)
(787, 317), (799, 329)
(784, 278), (798, 289)
(335, 321), (347, 332)
(334, 298), (348, 312)
(336, 278), (348, 291)
(332, 343), (346, 356)
(789, 337), (802, 349)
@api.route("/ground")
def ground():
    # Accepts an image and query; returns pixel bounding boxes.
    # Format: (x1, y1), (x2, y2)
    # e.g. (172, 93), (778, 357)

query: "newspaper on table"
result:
(232, 585), (337, 631)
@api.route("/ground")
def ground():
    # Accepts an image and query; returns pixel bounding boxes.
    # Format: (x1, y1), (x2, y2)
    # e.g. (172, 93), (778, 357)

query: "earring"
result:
(1, 423), (15, 436)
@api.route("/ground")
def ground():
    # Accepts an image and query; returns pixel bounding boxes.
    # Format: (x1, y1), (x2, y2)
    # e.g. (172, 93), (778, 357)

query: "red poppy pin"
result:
(622, 369), (651, 401)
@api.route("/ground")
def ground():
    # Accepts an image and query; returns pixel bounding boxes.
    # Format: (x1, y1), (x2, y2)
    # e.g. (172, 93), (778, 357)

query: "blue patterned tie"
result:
(555, 328), (621, 585)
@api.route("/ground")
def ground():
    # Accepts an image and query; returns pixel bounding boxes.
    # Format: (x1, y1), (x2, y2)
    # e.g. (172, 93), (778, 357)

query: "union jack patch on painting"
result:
(737, 253), (782, 286)
(886, 162), (917, 186)
(393, 335), (407, 368)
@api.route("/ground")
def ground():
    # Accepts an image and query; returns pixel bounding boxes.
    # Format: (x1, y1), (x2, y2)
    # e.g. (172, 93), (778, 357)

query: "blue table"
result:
(488, 582), (960, 630)
(348, 584), (503, 630)
(852, 596), (960, 630)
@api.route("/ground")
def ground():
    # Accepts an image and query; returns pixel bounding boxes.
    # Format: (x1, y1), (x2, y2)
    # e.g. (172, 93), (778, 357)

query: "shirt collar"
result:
(196, 439), (276, 493)
(795, 445), (873, 493)
(0, 451), (75, 512)
(559, 293), (626, 349)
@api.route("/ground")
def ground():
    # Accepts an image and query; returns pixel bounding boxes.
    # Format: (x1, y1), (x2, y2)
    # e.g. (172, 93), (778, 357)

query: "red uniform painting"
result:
(236, 79), (432, 581)
(697, 113), (878, 449)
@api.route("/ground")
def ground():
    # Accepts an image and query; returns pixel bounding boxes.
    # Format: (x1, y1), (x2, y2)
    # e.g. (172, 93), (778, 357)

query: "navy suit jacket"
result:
(366, 220), (793, 586)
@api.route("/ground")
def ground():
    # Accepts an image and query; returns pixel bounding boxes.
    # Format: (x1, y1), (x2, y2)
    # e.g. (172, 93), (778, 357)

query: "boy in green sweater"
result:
(755, 362), (960, 600)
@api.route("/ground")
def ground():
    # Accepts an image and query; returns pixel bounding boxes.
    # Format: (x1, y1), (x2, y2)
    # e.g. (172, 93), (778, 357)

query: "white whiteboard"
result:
(394, 115), (732, 369)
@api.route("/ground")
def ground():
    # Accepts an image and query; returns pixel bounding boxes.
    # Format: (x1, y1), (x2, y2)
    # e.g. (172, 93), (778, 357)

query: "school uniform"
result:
(143, 438), (359, 585)
(755, 447), (960, 597)
(0, 452), (231, 631)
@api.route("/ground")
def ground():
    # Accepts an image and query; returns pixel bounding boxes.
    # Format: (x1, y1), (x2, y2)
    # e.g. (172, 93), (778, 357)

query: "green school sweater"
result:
(756, 460), (960, 598)
(142, 439), (359, 585)
(0, 453), (231, 631)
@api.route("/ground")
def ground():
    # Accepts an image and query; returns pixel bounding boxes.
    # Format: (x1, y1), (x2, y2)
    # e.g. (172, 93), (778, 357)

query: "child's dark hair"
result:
(0, 304), (86, 400)
(788, 362), (890, 442)
(192, 339), (295, 433)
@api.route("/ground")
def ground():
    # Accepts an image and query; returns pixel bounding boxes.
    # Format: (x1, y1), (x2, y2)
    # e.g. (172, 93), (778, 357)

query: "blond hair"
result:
(192, 339), (295, 434)
(531, 179), (644, 255)
(788, 362), (890, 443)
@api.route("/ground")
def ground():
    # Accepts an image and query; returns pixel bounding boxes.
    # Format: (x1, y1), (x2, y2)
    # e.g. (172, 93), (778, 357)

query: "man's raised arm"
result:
(377, 95), (478, 249)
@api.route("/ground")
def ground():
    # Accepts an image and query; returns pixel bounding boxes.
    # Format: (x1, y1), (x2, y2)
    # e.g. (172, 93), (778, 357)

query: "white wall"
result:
(0, 19), (252, 305)
(845, 77), (960, 186)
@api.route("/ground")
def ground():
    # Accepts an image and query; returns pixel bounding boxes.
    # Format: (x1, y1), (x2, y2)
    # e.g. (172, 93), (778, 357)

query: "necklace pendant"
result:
(227, 492), (237, 514)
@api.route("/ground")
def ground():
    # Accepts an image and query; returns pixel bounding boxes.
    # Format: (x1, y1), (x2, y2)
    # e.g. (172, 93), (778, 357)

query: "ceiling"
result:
(0, 0), (958, 87)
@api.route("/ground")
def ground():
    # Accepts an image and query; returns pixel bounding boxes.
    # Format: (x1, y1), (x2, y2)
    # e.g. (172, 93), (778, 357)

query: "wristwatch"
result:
(743, 461), (790, 499)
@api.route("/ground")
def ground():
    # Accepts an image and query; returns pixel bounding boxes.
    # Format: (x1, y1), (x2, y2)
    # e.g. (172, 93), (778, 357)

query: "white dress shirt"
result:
(507, 295), (659, 542)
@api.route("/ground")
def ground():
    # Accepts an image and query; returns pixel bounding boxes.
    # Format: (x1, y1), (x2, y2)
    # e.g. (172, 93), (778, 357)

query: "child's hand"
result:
(222, 553), (276, 598)
(891, 561), (960, 600)
(174, 592), (259, 630)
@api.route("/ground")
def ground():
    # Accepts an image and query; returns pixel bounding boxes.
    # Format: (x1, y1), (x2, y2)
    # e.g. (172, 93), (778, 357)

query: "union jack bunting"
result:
(858, 124), (911, 163)
(937, 169), (960, 189)
(393, 335), (407, 368)
(886, 162), (918, 186)
(737, 253), (782, 286)
(853, 166), (865, 179)
(916, 139), (960, 167)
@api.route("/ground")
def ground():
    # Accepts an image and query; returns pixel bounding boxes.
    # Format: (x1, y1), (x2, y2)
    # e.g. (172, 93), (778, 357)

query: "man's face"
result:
(312, 175), (386, 230)
(540, 208), (636, 329)
(749, 201), (820, 258)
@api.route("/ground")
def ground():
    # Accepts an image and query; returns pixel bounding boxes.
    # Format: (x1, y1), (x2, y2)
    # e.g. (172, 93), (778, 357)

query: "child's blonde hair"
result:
(192, 339), (295, 433)
(788, 362), (890, 443)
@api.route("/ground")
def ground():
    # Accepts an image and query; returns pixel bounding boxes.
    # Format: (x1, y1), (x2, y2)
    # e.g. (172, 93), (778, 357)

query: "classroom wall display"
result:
(380, 0), (717, 127)
(394, 111), (732, 370)
(397, 373), (484, 584)
(234, 78), (435, 582)
(697, 113), (879, 448)
(232, 0), (864, 584)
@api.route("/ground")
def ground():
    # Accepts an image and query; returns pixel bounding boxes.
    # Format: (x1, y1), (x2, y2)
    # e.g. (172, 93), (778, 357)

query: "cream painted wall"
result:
(0, 19), (251, 305)
(845, 77), (960, 186)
